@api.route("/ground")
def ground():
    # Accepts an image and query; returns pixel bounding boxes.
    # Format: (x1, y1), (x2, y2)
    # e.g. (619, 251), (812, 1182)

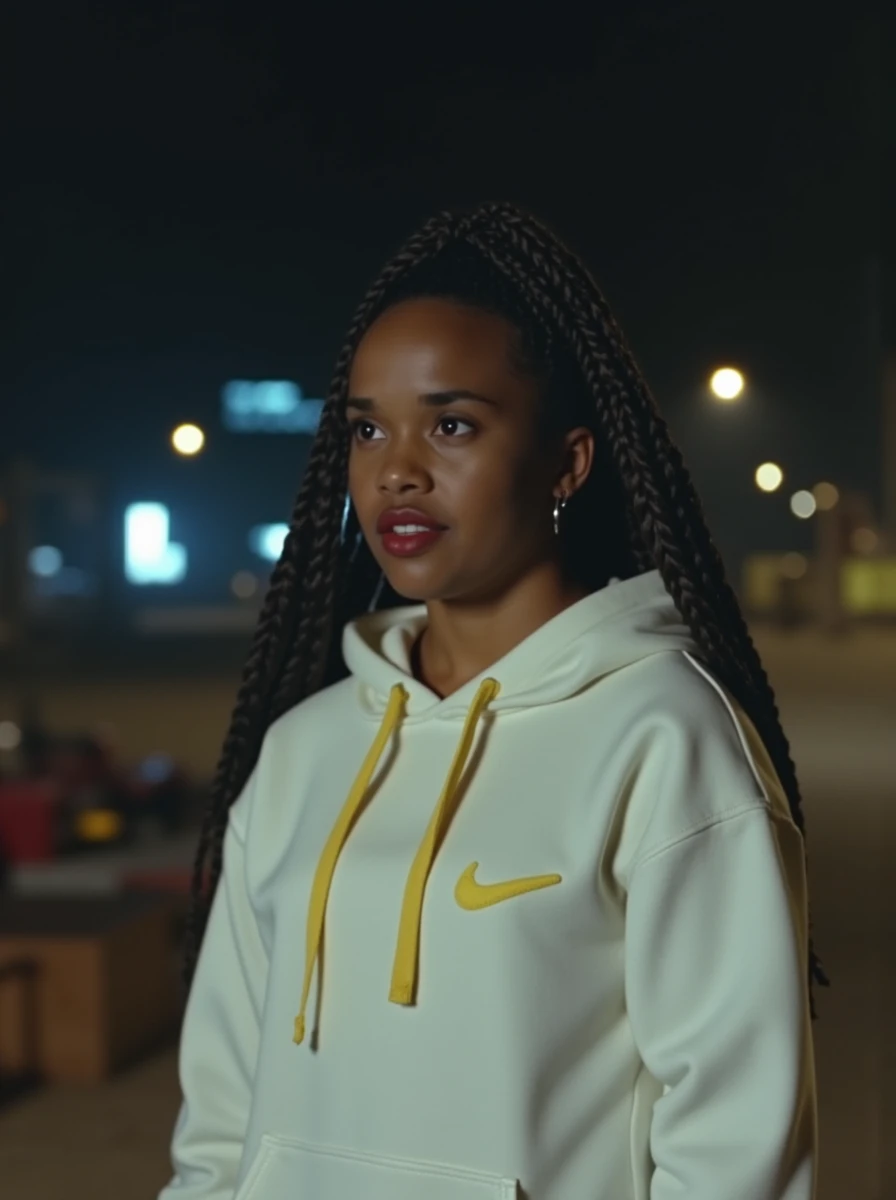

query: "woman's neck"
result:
(412, 561), (590, 699)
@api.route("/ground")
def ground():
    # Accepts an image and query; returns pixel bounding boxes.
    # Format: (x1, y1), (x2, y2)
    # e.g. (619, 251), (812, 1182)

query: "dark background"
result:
(3, 3), (890, 608)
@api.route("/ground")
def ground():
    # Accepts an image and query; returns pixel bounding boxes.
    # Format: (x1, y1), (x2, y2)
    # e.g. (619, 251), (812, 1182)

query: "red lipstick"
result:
(376, 507), (448, 558)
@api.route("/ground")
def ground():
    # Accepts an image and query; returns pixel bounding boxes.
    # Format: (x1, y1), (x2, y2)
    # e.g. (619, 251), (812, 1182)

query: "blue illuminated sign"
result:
(249, 524), (289, 562)
(124, 503), (187, 585)
(222, 381), (324, 433)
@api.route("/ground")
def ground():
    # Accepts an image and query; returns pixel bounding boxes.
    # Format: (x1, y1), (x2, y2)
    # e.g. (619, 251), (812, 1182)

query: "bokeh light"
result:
(28, 545), (64, 577)
(124, 502), (187, 585)
(231, 571), (259, 600)
(813, 481), (840, 511)
(249, 524), (289, 562)
(171, 423), (206, 456)
(709, 368), (745, 401)
(790, 490), (817, 520)
(781, 553), (808, 580)
(755, 462), (784, 493)
(0, 721), (22, 751)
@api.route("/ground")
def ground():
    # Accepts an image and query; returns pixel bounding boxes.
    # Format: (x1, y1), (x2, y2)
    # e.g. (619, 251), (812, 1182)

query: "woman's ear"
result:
(556, 426), (595, 498)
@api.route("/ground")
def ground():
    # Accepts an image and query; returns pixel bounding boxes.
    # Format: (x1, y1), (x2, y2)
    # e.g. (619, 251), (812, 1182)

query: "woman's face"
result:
(346, 297), (592, 604)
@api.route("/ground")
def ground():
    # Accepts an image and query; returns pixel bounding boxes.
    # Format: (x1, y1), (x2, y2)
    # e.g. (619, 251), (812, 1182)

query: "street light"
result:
(172, 424), (206, 457)
(790, 490), (817, 519)
(755, 462), (784, 493)
(709, 367), (745, 402)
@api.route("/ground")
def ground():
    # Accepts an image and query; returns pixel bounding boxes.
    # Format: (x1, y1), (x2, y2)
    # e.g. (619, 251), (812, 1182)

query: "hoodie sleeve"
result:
(624, 803), (817, 1200)
(158, 780), (267, 1200)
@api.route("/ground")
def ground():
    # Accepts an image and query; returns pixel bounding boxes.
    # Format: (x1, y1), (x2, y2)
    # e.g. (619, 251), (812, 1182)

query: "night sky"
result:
(4, 4), (889, 604)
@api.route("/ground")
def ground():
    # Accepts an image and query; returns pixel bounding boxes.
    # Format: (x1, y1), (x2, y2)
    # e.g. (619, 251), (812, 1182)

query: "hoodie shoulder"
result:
(242, 676), (359, 820)
(264, 675), (358, 748)
(606, 650), (788, 884)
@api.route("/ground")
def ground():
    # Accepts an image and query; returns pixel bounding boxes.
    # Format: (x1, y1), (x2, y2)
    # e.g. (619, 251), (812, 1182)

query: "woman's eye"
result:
(435, 415), (475, 437)
(350, 420), (383, 442)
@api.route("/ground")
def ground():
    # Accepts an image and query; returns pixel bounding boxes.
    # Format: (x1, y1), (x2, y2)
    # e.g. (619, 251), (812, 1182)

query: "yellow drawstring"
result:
(293, 683), (408, 1045)
(388, 678), (500, 1006)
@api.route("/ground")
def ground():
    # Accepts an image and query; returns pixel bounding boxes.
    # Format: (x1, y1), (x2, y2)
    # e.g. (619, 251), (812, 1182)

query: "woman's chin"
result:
(384, 577), (440, 604)
(380, 563), (453, 605)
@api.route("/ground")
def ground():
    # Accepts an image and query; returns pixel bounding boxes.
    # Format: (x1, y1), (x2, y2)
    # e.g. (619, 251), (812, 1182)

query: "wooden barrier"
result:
(0, 893), (183, 1083)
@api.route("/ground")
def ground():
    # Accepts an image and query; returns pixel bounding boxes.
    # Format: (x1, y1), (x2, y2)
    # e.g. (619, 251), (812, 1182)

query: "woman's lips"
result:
(376, 507), (447, 534)
(380, 526), (447, 557)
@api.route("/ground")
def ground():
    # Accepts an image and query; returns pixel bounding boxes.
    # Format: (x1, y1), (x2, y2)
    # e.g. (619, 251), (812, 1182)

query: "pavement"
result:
(0, 623), (893, 1200)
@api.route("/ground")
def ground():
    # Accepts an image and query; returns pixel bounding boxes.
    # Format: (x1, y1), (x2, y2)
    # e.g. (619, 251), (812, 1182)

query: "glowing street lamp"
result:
(709, 367), (745, 403)
(171, 423), (206, 457)
(790, 490), (817, 520)
(755, 462), (784, 493)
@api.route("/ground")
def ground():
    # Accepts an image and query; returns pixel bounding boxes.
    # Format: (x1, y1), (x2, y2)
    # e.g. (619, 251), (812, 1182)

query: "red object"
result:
(0, 780), (59, 863)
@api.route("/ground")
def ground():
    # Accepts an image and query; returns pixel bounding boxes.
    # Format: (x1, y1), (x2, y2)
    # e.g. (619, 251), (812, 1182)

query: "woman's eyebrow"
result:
(345, 389), (499, 412)
(421, 389), (499, 408)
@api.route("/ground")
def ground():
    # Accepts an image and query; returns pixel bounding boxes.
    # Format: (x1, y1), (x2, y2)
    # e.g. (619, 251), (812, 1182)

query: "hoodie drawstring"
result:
(293, 682), (408, 1045)
(293, 676), (500, 1045)
(388, 677), (500, 1006)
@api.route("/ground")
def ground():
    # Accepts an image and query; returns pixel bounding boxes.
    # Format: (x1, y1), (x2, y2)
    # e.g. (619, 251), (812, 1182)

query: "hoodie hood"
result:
(342, 569), (699, 721)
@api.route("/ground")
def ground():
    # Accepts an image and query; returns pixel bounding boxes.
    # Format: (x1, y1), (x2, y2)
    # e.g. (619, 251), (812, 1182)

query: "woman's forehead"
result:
(350, 298), (525, 389)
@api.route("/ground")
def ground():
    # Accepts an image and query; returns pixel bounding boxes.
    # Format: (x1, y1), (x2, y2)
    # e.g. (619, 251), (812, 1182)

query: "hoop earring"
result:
(552, 491), (568, 537)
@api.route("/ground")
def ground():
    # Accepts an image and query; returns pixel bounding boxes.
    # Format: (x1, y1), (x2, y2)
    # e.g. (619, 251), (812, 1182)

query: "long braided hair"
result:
(185, 201), (828, 1014)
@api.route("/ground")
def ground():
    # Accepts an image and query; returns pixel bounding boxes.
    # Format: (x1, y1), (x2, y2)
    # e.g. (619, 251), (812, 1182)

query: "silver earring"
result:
(552, 492), (568, 537)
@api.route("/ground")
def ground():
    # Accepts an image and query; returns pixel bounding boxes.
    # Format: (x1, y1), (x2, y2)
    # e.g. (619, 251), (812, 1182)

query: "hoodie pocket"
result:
(236, 1133), (518, 1200)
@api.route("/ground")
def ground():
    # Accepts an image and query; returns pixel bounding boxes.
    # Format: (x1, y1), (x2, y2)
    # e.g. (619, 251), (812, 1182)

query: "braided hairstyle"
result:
(184, 201), (828, 1014)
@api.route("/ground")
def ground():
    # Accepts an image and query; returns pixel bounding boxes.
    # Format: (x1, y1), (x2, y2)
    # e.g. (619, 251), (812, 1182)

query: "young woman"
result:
(159, 202), (825, 1200)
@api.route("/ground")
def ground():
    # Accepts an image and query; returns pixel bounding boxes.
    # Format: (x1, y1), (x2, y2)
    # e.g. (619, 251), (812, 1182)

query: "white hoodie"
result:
(160, 570), (817, 1200)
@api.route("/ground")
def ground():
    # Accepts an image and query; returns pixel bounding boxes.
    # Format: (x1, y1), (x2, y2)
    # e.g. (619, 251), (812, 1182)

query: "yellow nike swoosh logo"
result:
(455, 861), (562, 911)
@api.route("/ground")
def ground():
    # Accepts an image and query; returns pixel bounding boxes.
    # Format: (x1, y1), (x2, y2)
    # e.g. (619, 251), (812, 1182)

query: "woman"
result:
(160, 203), (824, 1200)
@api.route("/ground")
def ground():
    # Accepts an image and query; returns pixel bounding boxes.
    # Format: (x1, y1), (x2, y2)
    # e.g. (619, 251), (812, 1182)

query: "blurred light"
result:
(813, 481), (840, 511)
(134, 753), (175, 784)
(790, 490), (817, 520)
(231, 570), (259, 600)
(32, 566), (96, 599)
(75, 808), (124, 842)
(172, 423), (205, 456)
(124, 503), (187, 585)
(0, 721), (22, 751)
(780, 553), (808, 580)
(851, 527), (879, 555)
(28, 545), (63, 577)
(249, 523), (289, 562)
(710, 368), (745, 401)
(52, 567), (93, 596)
(755, 462), (784, 493)
(222, 381), (324, 434)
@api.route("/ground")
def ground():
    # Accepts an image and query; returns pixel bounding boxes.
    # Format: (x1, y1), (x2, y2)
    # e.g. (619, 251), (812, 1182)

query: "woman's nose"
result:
(377, 442), (430, 494)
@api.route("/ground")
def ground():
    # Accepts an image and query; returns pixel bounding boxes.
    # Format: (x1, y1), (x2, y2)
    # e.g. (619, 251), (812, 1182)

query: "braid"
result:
(463, 208), (827, 1011)
(183, 211), (462, 984)
(185, 200), (827, 1019)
